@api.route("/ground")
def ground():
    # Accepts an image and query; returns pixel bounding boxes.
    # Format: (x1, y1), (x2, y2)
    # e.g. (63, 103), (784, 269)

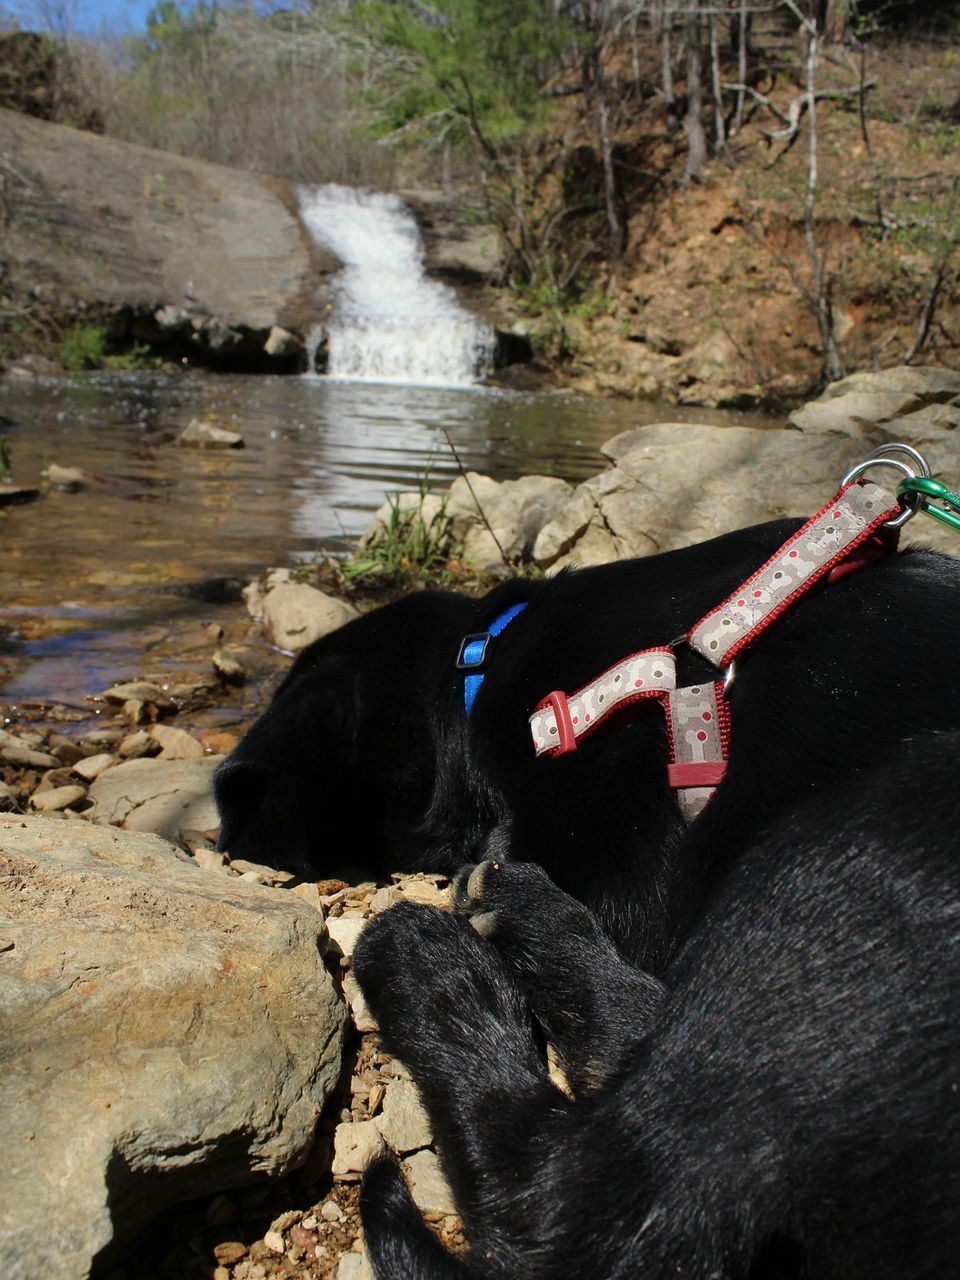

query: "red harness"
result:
(529, 471), (907, 820)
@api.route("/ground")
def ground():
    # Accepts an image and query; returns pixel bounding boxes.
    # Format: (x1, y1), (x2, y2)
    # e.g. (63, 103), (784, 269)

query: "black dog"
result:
(353, 734), (960, 1278)
(216, 515), (960, 971)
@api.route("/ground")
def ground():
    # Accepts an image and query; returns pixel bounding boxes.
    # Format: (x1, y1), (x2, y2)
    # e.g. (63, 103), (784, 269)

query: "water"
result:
(298, 184), (494, 385)
(0, 370), (777, 710)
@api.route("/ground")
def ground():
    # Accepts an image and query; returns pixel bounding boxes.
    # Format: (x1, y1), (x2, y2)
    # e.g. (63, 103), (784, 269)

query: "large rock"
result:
(85, 754), (223, 847)
(445, 472), (574, 568)
(1, 108), (339, 367)
(533, 419), (960, 570)
(0, 817), (346, 1280)
(788, 366), (960, 438)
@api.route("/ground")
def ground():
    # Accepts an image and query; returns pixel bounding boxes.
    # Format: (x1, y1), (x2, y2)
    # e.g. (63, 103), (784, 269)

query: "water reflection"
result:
(0, 370), (778, 702)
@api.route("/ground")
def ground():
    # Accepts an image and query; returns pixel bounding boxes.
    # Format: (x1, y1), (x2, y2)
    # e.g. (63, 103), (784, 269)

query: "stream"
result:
(0, 369), (776, 717)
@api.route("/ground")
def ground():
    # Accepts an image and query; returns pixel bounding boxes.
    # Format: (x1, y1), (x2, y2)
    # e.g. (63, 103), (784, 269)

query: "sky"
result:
(74, 0), (154, 34)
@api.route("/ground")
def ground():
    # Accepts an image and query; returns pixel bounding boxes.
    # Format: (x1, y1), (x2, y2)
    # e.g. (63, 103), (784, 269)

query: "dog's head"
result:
(214, 590), (477, 878)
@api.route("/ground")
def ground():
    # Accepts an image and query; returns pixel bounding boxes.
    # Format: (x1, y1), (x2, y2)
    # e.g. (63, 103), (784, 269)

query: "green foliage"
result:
(348, 0), (571, 150)
(0, 435), (11, 483)
(59, 323), (107, 371)
(342, 476), (453, 586)
(58, 325), (162, 372)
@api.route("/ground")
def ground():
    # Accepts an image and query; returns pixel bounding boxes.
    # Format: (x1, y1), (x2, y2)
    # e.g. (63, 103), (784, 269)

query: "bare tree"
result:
(782, 0), (844, 382)
(684, 1), (707, 181)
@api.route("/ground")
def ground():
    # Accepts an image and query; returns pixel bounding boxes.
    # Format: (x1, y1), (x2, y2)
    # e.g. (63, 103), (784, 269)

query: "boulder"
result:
(85, 754), (223, 847)
(788, 366), (960, 437)
(1, 108), (340, 368)
(0, 817), (345, 1280)
(445, 473), (574, 568)
(261, 582), (359, 652)
(533, 420), (960, 570)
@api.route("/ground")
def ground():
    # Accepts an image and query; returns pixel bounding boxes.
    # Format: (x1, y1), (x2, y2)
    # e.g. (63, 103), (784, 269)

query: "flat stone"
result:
(1, 744), (59, 769)
(325, 915), (367, 960)
(47, 463), (86, 491)
(117, 731), (160, 760)
(374, 1078), (433, 1154)
(29, 785), (87, 812)
(150, 724), (205, 761)
(212, 648), (246, 685)
(341, 971), (377, 1033)
(401, 1150), (457, 1216)
(0, 485), (39, 506)
(0, 817), (346, 1280)
(85, 755), (223, 848)
(177, 418), (245, 449)
(101, 681), (169, 705)
(331, 1120), (384, 1180)
(72, 753), (116, 782)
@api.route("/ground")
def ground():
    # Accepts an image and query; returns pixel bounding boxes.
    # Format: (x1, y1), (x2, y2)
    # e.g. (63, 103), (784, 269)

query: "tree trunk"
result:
(709, 10), (725, 152)
(799, 14), (845, 382)
(822, 0), (851, 42)
(685, 3), (707, 182)
(734, 1), (749, 133)
(660, 2), (678, 131)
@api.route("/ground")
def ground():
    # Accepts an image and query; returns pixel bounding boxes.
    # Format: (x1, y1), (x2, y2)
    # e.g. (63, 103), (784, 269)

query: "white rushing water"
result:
(298, 184), (495, 386)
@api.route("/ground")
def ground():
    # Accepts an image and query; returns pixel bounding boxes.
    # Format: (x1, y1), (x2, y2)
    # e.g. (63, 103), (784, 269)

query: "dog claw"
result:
(469, 909), (499, 938)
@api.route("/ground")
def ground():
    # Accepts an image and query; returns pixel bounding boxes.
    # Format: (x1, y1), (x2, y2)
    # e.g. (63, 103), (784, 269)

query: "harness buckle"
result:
(456, 632), (492, 670)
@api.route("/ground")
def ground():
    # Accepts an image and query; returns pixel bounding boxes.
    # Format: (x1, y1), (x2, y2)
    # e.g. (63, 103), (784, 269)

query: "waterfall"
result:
(298, 184), (494, 386)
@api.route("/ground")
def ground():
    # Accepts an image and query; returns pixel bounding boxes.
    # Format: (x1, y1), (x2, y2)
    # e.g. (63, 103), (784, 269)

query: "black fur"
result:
(218, 520), (960, 1277)
(216, 520), (960, 969)
(355, 741), (960, 1278)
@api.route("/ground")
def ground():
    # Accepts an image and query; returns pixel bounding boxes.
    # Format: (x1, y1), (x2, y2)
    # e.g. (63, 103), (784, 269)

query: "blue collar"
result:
(455, 602), (528, 716)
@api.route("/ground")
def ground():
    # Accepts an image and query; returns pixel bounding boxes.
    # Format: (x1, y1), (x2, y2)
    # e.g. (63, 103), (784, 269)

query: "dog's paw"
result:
(453, 859), (609, 966)
(353, 901), (547, 1085)
(452, 860), (664, 1092)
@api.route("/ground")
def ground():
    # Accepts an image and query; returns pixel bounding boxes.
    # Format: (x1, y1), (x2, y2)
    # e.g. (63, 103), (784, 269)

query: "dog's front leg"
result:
(452, 860), (665, 1094)
(353, 902), (571, 1269)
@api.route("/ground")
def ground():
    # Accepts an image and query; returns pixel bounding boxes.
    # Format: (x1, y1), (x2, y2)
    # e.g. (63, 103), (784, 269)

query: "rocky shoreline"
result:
(2, 366), (959, 1280)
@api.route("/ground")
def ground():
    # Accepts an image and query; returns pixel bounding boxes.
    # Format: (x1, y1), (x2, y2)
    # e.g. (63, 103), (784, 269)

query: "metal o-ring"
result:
(840, 457), (918, 528)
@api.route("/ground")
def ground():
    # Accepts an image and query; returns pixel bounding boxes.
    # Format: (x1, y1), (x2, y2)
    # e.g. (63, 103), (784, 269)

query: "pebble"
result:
(337, 1251), (374, 1280)
(150, 724), (205, 760)
(79, 727), (125, 747)
(331, 1119), (384, 1179)
(368, 886), (398, 914)
(177, 419), (245, 449)
(194, 848), (227, 873)
(122, 698), (145, 725)
(213, 648), (246, 685)
(263, 1230), (285, 1255)
(2, 744), (59, 769)
(374, 1078), (433, 1154)
(342, 971), (377, 1033)
(213, 1241), (247, 1265)
(326, 916), (367, 960)
(101, 681), (168, 705)
(29, 784), (87, 812)
(291, 882), (324, 912)
(72, 752), (116, 781)
(117, 730), (159, 759)
(48, 738), (86, 766)
(402, 1149), (457, 1216)
(319, 1201), (343, 1224)
(47, 463), (86, 490)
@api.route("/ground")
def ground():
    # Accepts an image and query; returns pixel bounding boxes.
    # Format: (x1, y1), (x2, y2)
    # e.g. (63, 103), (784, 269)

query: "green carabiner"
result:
(897, 476), (960, 533)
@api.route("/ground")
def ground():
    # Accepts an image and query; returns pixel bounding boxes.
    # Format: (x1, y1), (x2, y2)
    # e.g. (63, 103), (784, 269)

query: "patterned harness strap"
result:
(528, 478), (902, 818)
